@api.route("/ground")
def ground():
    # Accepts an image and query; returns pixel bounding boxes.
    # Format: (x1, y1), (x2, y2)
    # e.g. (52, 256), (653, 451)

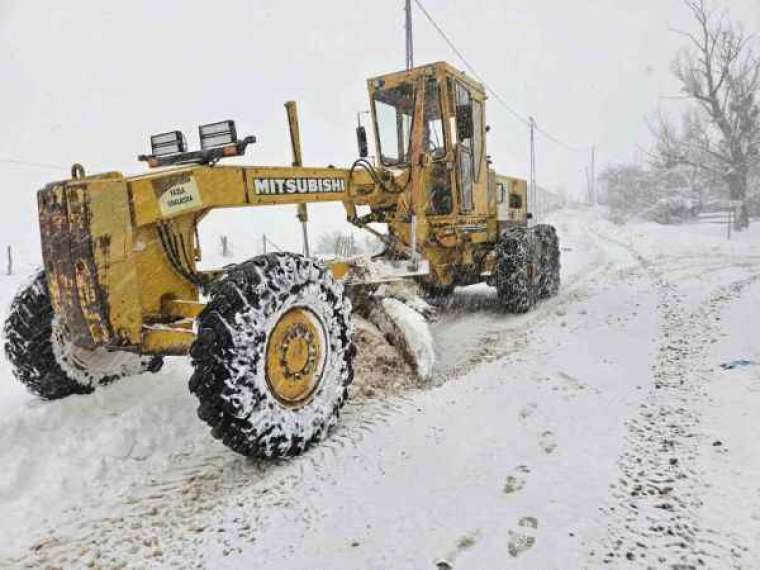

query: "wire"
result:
(534, 124), (589, 153)
(412, 0), (590, 153)
(263, 235), (285, 252)
(412, 0), (528, 127)
(0, 157), (69, 171)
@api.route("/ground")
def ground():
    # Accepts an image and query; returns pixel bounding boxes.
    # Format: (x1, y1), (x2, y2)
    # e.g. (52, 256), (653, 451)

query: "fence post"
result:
(220, 235), (231, 257)
(6, 245), (11, 276)
(262, 234), (267, 255)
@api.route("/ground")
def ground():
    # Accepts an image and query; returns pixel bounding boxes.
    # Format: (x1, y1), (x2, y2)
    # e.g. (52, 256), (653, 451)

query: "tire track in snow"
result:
(5, 395), (416, 569)
(587, 224), (760, 568)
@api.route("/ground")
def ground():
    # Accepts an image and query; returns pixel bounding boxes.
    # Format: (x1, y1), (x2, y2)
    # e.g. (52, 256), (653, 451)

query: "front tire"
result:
(189, 253), (354, 458)
(3, 271), (163, 400)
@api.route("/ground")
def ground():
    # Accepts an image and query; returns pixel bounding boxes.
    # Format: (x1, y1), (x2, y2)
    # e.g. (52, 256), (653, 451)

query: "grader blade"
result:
(365, 296), (435, 381)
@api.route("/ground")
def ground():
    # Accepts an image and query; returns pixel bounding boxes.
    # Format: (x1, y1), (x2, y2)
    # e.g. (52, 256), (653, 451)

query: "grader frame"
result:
(38, 61), (529, 359)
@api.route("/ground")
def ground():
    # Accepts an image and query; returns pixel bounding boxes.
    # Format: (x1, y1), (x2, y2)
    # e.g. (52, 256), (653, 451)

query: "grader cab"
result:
(4, 62), (559, 458)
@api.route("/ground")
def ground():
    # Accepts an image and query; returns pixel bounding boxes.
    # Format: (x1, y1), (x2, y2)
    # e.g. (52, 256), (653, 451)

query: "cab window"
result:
(424, 78), (452, 216)
(454, 81), (474, 212)
(423, 79), (446, 159)
(373, 83), (414, 166)
(496, 182), (505, 203)
(509, 193), (523, 209)
(472, 99), (484, 181)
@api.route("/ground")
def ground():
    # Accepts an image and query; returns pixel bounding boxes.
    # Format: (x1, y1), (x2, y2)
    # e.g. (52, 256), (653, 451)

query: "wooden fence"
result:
(697, 207), (736, 240)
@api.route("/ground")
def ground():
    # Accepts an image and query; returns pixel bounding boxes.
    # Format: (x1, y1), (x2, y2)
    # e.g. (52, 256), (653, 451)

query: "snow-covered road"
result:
(1, 209), (759, 569)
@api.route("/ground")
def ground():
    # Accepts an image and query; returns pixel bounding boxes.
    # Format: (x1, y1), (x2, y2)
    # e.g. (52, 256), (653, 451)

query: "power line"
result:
(534, 124), (589, 153)
(0, 157), (68, 171)
(412, 0), (529, 127)
(411, 0), (589, 153)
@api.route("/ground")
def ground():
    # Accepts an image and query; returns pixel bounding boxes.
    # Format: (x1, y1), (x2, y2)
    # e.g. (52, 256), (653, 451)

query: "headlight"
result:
(199, 120), (238, 150)
(150, 130), (187, 157)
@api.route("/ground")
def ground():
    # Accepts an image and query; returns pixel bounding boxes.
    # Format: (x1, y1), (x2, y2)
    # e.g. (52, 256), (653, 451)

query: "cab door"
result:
(422, 77), (453, 217)
(453, 81), (474, 213)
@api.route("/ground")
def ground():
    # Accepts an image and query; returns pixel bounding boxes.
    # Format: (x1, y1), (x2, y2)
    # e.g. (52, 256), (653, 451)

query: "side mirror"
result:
(356, 125), (368, 158)
(456, 104), (474, 140)
(526, 212), (534, 220)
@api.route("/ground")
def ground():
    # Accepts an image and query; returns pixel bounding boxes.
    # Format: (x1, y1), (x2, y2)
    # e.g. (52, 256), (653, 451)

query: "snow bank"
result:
(0, 359), (212, 556)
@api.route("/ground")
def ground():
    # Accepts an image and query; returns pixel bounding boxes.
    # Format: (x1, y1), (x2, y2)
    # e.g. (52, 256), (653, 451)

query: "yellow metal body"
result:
(37, 62), (529, 357)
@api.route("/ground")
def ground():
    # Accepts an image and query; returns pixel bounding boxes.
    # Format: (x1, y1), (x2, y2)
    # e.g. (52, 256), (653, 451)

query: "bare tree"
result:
(654, 0), (760, 228)
(315, 230), (358, 257)
(315, 230), (384, 257)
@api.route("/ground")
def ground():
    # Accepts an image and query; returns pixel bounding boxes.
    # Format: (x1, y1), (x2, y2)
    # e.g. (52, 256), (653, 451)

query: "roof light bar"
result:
(138, 120), (255, 168)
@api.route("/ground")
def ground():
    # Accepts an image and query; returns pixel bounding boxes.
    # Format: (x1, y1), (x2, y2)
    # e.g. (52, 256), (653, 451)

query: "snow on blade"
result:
(379, 297), (435, 381)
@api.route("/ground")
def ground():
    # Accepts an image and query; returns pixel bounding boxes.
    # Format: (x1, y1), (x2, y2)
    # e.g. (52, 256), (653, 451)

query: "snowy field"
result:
(1, 208), (760, 568)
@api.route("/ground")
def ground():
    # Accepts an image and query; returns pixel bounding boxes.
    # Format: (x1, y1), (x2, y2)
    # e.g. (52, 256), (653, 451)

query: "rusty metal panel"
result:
(86, 176), (144, 346)
(38, 182), (112, 349)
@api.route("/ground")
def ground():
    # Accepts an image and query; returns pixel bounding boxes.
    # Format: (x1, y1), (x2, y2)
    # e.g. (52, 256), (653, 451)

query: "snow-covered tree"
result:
(653, 0), (760, 229)
(600, 164), (655, 221)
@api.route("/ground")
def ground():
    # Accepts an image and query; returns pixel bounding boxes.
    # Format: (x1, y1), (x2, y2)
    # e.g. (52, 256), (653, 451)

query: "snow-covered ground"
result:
(1, 209), (759, 568)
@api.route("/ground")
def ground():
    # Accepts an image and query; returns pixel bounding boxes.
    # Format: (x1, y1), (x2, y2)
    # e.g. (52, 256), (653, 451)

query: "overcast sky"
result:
(1, 0), (758, 256)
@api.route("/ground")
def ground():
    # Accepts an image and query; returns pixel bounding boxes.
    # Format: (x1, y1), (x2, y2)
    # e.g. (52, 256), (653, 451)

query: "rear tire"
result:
(3, 271), (163, 400)
(534, 224), (560, 299)
(189, 253), (354, 458)
(494, 227), (538, 313)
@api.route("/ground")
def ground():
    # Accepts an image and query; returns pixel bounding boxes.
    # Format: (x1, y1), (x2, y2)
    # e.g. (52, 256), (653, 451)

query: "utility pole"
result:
(529, 116), (537, 225)
(590, 145), (596, 206)
(405, 0), (414, 70)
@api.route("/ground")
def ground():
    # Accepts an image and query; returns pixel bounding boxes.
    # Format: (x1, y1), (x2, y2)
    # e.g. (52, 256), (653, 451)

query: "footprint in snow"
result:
(507, 516), (539, 558)
(503, 476), (525, 495)
(519, 403), (538, 420)
(504, 465), (531, 495)
(435, 531), (479, 569)
(539, 431), (558, 454)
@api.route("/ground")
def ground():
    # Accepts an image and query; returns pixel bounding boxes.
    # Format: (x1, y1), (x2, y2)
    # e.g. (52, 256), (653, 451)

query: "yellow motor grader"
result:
(4, 62), (559, 458)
